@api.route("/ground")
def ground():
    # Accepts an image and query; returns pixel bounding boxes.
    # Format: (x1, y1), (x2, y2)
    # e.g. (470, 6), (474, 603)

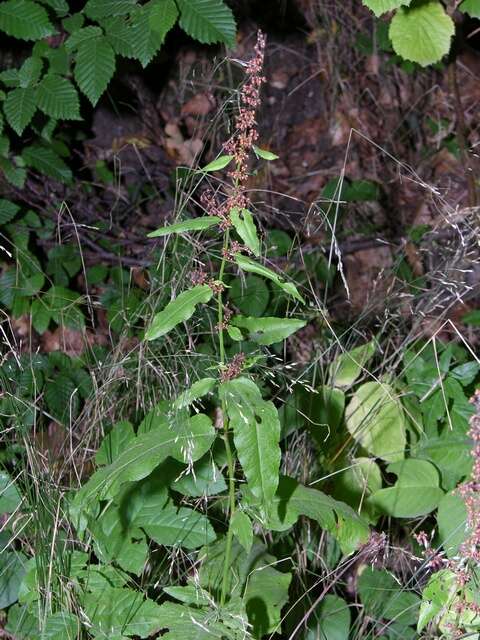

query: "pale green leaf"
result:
(3, 87), (36, 135)
(368, 459), (444, 517)
(177, 0), (236, 45)
(362, 0), (411, 16)
(148, 216), (220, 237)
(130, 0), (178, 67)
(231, 315), (306, 345)
(345, 381), (406, 462)
(227, 325), (243, 341)
(437, 491), (468, 558)
(150, 601), (242, 639)
(230, 510), (253, 553)
(138, 501), (216, 549)
(0, 471), (22, 513)
(173, 378), (216, 410)
(230, 207), (260, 256)
(74, 36), (116, 106)
(145, 284), (213, 340)
(36, 74), (81, 120)
(265, 475), (369, 555)
(329, 341), (376, 388)
(460, 0), (480, 17)
(333, 457), (382, 524)
(0, 0), (55, 40)
(41, 612), (80, 639)
(235, 254), (305, 303)
(22, 144), (72, 182)
(253, 145), (279, 160)
(200, 154), (233, 172)
(220, 377), (281, 514)
(389, 1), (455, 66)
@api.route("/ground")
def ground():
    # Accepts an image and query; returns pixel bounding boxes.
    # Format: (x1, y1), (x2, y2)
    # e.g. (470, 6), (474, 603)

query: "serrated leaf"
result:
(460, 0), (480, 17)
(22, 144), (72, 182)
(74, 36), (116, 106)
(65, 25), (103, 53)
(230, 510), (253, 553)
(38, 0), (69, 14)
(177, 0), (236, 45)
(362, 0), (411, 16)
(231, 315), (306, 345)
(235, 254), (304, 303)
(368, 459), (444, 517)
(104, 17), (136, 58)
(3, 87), (36, 135)
(148, 216), (220, 237)
(0, 198), (19, 224)
(230, 207), (260, 256)
(345, 381), (406, 462)
(200, 154), (234, 172)
(0, 0), (55, 40)
(36, 74), (81, 119)
(138, 501), (216, 549)
(45, 373), (78, 423)
(145, 284), (212, 340)
(84, 0), (137, 20)
(0, 69), (19, 88)
(389, 1), (455, 66)
(18, 57), (43, 87)
(0, 157), (26, 187)
(253, 145), (279, 160)
(130, 0), (178, 67)
(220, 377), (281, 514)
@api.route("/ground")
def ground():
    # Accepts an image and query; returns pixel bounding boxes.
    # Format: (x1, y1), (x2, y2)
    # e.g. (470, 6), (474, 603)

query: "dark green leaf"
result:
(3, 87), (36, 135)
(0, 0), (55, 40)
(36, 74), (81, 119)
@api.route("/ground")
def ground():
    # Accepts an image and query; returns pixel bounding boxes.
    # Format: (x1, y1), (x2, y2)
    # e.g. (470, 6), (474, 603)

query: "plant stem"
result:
(217, 228), (236, 607)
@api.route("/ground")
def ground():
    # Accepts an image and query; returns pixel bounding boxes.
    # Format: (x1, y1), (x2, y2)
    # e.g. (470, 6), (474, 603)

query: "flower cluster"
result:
(220, 352), (246, 382)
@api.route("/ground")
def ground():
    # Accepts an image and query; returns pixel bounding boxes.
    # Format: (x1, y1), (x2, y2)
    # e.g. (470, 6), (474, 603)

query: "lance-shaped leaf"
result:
(73, 413), (215, 505)
(235, 254), (304, 303)
(145, 284), (212, 340)
(148, 216), (220, 238)
(200, 154), (233, 172)
(220, 377), (281, 513)
(231, 315), (306, 345)
(230, 207), (260, 256)
(173, 377), (216, 410)
(329, 340), (376, 388)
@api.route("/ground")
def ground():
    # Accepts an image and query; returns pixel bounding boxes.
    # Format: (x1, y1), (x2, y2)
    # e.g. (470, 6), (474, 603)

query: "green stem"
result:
(217, 227), (236, 607)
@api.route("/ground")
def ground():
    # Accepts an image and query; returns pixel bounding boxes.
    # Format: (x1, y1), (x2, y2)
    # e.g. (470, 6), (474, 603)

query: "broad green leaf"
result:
(74, 36), (116, 106)
(0, 157), (26, 187)
(306, 385), (345, 444)
(414, 434), (472, 490)
(177, 0), (236, 46)
(83, 586), (163, 638)
(163, 584), (212, 607)
(0, 0), (55, 40)
(41, 612), (80, 640)
(130, 0), (178, 67)
(84, 0), (137, 19)
(230, 510), (253, 553)
(148, 216), (220, 238)
(3, 87), (36, 135)
(138, 501), (216, 549)
(333, 457), (382, 524)
(150, 601), (244, 639)
(220, 377), (281, 514)
(231, 315), (306, 345)
(0, 552), (26, 608)
(200, 154), (233, 172)
(0, 198), (19, 224)
(437, 491), (468, 558)
(145, 284), (213, 340)
(230, 208), (260, 256)
(22, 144), (72, 182)
(171, 455), (227, 497)
(229, 275), (269, 316)
(358, 568), (420, 626)
(253, 145), (279, 160)
(65, 25), (103, 53)
(36, 74), (81, 120)
(345, 381), (406, 462)
(74, 413), (215, 504)
(362, 0), (411, 16)
(244, 563), (292, 637)
(265, 476), (369, 555)
(235, 254), (304, 303)
(104, 16), (136, 58)
(389, 1), (455, 66)
(38, 0), (69, 13)
(460, 0), (480, 17)
(95, 421), (135, 466)
(329, 341), (376, 388)
(18, 57), (43, 87)
(368, 459), (444, 517)
(306, 595), (351, 640)
(173, 377), (216, 410)
(0, 472), (22, 513)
